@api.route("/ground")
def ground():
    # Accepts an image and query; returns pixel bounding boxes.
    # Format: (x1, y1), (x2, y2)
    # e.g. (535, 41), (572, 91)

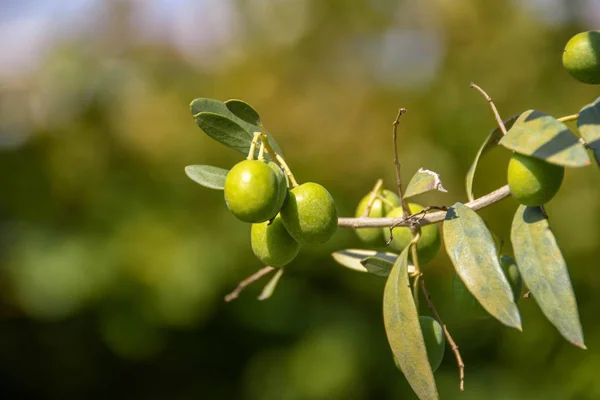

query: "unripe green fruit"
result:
(224, 159), (282, 223)
(385, 203), (441, 264)
(280, 182), (337, 245)
(507, 153), (564, 207)
(453, 254), (523, 319)
(354, 189), (401, 246)
(562, 31), (600, 84)
(251, 214), (300, 267)
(419, 316), (445, 372)
(268, 161), (289, 209)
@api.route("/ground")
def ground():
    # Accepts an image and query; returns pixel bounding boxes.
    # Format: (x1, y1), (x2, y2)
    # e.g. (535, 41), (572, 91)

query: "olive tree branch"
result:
(391, 108), (412, 218)
(338, 184), (511, 228)
(224, 266), (275, 302)
(420, 278), (465, 391)
(470, 82), (507, 136)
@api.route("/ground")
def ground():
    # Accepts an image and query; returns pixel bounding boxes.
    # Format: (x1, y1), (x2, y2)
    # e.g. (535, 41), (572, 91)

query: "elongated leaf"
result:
(360, 257), (394, 278)
(404, 168), (447, 199)
(258, 268), (284, 301)
(499, 110), (590, 167)
(511, 205), (585, 348)
(443, 202), (522, 329)
(384, 247), (438, 400)
(331, 249), (414, 275)
(195, 112), (252, 153)
(190, 97), (283, 155)
(578, 96), (600, 166)
(185, 165), (228, 190)
(226, 99), (262, 126)
(466, 114), (520, 202)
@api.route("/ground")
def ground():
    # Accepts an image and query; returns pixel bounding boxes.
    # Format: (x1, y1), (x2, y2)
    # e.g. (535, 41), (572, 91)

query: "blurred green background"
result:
(1, 0), (599, 398)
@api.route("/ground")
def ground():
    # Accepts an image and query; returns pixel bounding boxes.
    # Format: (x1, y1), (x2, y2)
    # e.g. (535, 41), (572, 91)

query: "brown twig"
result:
(470, 82), (507, 136)
(338, 184), (511, 228)
(420, 279), (465, 391)
(224, 266), (275, 302)
(391, 108), (412, 218)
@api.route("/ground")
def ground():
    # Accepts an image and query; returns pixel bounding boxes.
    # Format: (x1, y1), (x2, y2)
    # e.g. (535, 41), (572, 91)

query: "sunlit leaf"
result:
(511, 205), (585, 348)
(466, 114), (520, 202)
(383, 247), (438, 400)
(578, 96), (600, 166)
(331, 249), (414, 276)
(443, 202), (522, 329)
(194, 112), (252, 153)
(499, 110), (590, 167)
(258, 268), (284, 301)
(225, 99), (262, 127)
(404, 168), (447, 199)
(184, 165), (229, 190)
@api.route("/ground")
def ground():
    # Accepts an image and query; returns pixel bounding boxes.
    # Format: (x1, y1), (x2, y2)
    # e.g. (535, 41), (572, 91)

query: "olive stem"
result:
(338, 184), (511, 228)
(259, 133), (299, 188)
(470, 82), (508, 136)
(247, 132), (262, 160)
(391, 108), (412, 218)
(557, 113), (579, 123)
(257, 140), (265, 160)
(224, 266), (275, 302)
(420, 279), (465, 391)
(360, 179), (384, 218)
(409, 233), (422, 311)
(376, 194), (398, 208)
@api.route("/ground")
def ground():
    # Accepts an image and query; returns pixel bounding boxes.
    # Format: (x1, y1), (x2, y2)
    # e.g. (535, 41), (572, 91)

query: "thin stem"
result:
(376, 194), (397, 208)
(224, 266), (275, 302)
(339, 184), (511, 228)
(392, 108), (411, 217)
(557, 114), (578, 123)
(410, 232), (422, 311)
(361, 179), (384, 218)
(259, 133), (299, 188)
(470, 82), (507, 136)
(247, 132), (262, 160)
(257, 140), (265, 160)
(420, 279), (465, 391)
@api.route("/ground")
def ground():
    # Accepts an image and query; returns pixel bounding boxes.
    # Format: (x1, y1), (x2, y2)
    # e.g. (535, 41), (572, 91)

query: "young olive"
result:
(251, 214), (300, 267)
(562, 31), (600, 84)
(354, 189), (401, 246)
(507, 153), (564, 207)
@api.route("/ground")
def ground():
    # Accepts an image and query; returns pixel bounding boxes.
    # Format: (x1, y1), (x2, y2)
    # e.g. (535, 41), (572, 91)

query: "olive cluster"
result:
(224, 158), (337, 267)
(354, 189), (441, 264)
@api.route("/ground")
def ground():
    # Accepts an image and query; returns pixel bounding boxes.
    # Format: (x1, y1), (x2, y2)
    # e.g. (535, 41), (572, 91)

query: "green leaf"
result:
(404, 168), (447, 199)
(511, 205), (586, 348)
(443, 202), (522, 329)
(499, 110), (590, 168)
(258, 268), (284, 301)
(331, 249), (415, 275)
(195, 112), (252, 153)
(466, 114), (520, 202)
(360, 257), (394, 278)
(184, 165), (229, 190)
(383, 247), (438, 400)
(578, 97), (600, 166)
(225, 99), (262, 126)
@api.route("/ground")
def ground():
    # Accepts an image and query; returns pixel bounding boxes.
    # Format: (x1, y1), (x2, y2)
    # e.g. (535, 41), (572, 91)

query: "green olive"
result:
(251, 214), (300, 267)
(385, 203), (441, 264)
(223, 159), (282, 223)
(419, 316), (445, 372)
(280, 182), (337, 245)
(562, 31), (600, 84)
(268, 161), (289, 209)
(507, 153), (564, 207)
(354, 189), (401, 246)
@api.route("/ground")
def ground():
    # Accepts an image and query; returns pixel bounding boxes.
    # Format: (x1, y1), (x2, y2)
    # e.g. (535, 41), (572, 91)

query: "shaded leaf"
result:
(443, 203), (521, 329)
(466, 114), (520, 202)
(258, 268), (284, 301)
(383, 247), (438, 400)
(499, 110), (590, 167)
(195, 112), (252, 153)
(511, 205), (585, 348)
(184, 165), (229, 190)
(360, 257), (394, 278)
(404, 168), (447, 199)
(226, 99), (262, 126)
(331, 249), (414, 276)
(578, 96), (600, 166)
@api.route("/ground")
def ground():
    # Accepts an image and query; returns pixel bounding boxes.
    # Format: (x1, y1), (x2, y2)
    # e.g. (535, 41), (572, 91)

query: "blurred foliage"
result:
(0, 0), (599, 398)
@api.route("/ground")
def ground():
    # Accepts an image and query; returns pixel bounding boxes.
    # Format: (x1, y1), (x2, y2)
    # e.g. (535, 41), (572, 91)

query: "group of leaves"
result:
(332, 97), (600, 399)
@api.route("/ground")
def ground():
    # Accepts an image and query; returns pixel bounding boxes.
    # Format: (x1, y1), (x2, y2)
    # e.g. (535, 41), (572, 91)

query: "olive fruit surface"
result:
(280, 182), (337, 245)
(507, 153), (564, 207)
(385, 203), (441, 264)
(354, 189), (401, 246)
(224, 159), (281, 223)
(419, 316), (445, 372)
(562, 31), (600, 84)
(268, 162), (288, 210)
(251, 214), (300, 267)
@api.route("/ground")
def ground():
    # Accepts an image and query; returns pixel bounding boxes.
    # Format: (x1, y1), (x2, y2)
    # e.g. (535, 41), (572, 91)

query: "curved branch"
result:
(338, 184), (511, 228)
